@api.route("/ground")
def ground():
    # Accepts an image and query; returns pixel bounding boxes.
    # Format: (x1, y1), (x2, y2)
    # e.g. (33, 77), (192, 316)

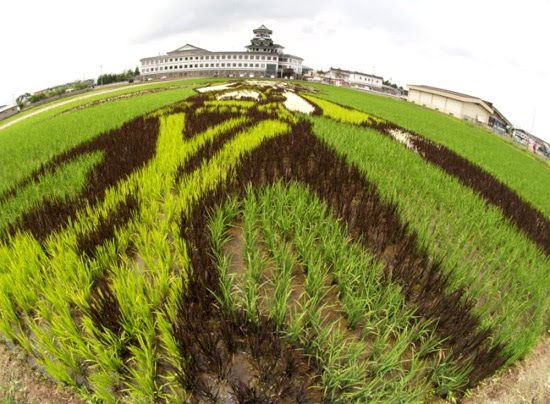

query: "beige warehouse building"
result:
(407, 85), (510, 133)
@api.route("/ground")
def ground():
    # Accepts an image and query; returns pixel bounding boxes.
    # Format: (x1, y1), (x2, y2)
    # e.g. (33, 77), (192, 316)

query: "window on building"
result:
(221, 63), (225, 67)
(261, 64), (265, 67)
(216, 63), (219, 67)
(261, 56), (265, 60)
(179, 65), (182, 69)
(232, 63), (236, 67)
(267, 56), (271, 60)
(255, 63), (259, 67)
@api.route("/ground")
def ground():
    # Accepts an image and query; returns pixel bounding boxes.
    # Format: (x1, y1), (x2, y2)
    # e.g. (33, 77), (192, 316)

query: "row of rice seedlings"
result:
(0, 151), (103, 233)
(211, 182), (468, 401)
(302, 93), (383, 125)
(311, 116), (550, 365)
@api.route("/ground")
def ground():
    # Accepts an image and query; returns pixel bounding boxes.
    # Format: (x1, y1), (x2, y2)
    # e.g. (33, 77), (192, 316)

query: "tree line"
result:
(97, 67), (140, 85)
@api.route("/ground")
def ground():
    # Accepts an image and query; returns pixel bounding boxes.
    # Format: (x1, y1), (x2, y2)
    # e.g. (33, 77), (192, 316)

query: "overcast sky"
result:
(1, 0), (549, 141)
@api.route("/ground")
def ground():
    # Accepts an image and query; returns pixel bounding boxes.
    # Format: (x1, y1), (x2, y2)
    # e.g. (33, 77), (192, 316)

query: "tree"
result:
(134, 66), (140, 76)
(16, 93), (31, 109)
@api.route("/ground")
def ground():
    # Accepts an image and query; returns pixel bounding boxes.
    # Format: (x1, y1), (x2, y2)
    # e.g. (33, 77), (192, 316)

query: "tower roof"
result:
(253, 24), (272, 34)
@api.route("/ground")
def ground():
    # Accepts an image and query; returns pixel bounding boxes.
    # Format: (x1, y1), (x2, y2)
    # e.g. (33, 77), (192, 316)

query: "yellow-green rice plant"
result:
(303, 94), (384, 125)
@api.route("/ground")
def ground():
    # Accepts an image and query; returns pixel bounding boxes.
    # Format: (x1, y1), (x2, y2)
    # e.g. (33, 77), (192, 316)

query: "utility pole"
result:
(100, 65), (103, 86)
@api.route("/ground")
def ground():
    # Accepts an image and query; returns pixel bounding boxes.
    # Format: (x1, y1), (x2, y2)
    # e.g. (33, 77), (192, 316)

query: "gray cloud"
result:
(133, 0), (333, 43)
(132, 0), (424, 46)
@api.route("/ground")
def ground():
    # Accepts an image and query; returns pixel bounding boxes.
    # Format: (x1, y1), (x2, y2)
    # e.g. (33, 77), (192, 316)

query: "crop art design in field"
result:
(0, 80), (547, 403)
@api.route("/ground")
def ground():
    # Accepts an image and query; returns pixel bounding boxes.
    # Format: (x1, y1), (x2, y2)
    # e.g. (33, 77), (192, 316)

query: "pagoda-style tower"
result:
(245, 25), (284, 54)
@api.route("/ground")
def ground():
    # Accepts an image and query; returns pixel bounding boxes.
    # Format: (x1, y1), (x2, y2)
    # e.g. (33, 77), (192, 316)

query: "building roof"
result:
(0, 104), (17, 113)
(491, 105), (512, 126)
(168, 44), (210, 54)
(329, 67), (383, 80)
(282, 54), (304, 61)
(245, 43), (284, 49)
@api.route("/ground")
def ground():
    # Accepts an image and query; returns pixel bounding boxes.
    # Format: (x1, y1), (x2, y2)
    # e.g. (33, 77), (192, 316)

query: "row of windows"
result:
(249, 48), (277, 53)
(142, 63), (267, 73)
(354, 76), (379, 83)
(143, 54), (276, 65)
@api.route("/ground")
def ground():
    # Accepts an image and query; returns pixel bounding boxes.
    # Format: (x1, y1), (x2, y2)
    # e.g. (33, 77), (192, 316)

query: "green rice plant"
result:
(0, 151), (102, 233)
(268, 243), (294, 328)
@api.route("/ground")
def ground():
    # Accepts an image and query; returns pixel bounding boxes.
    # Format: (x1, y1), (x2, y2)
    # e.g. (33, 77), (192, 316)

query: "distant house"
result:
(0, 104), (18, 121)
(407, 85), (511, 134)
(321, 68), (383, 90)
(511, 128), (550, 158)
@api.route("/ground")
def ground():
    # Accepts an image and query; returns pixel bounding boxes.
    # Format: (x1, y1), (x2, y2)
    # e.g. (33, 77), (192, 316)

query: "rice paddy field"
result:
(0, 78), (548, 403)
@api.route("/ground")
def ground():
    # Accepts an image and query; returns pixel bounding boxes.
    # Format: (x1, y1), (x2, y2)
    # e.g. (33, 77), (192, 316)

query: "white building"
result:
(321, 68), (383, 89)
(139, 25), (304, 80)
(511, 128), (550, 158)
(407, 85), (511, 133)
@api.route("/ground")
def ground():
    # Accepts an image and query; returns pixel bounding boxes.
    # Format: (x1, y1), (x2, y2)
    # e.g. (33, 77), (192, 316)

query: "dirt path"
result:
(463, 335), (550, 403)
(0, 342), (83, 404)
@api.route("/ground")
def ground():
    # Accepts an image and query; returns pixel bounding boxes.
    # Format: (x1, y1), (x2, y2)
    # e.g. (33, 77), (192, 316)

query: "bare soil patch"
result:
(463, 336), (550, 403)
(0, 342), (83, 404)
